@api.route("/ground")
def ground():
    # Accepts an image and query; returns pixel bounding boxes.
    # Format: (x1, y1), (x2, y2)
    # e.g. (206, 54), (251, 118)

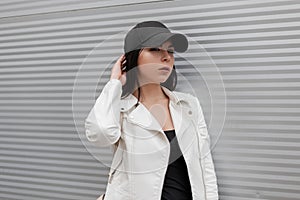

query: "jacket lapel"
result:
(169, 100), (193, 140)
(127, 102), (163, 132)
(119, 87), (194, 137)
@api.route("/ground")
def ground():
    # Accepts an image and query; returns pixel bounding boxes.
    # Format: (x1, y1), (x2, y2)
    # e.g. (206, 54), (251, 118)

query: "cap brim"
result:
(142, 32), (188, 52)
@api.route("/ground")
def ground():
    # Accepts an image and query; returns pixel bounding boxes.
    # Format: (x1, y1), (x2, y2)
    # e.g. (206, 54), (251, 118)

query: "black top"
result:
(161, 130), (193, 200)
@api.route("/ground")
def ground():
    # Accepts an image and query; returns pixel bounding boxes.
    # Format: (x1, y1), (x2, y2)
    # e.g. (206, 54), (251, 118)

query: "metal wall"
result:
(1, 0), (300, 199)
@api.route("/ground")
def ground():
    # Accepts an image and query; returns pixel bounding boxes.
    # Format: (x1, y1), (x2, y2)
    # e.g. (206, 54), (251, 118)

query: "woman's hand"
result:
(110, 54), (127, 86)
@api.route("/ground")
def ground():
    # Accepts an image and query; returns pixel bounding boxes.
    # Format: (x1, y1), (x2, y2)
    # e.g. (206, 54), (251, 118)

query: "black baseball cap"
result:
(124, 21), (188, 53)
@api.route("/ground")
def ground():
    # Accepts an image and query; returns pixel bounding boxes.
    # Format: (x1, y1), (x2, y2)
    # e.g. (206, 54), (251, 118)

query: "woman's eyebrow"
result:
(161, 44), (174, 49)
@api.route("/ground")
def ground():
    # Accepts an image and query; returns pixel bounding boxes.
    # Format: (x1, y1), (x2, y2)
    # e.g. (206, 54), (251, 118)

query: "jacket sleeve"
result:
(195, 97), (219, 200)
(85, 79), (122, 147)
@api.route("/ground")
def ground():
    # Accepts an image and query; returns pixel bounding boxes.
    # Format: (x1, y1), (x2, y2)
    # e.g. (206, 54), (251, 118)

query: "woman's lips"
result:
(159, 67), (170, 72)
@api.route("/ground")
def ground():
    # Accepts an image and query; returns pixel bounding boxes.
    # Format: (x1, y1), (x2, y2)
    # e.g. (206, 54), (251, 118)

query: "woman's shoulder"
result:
(172, 90), (199, 106)
(172, 91), (205, 121)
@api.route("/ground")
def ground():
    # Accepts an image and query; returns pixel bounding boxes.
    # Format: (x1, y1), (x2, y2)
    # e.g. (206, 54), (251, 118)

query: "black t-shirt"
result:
(161, 129), (193, 200)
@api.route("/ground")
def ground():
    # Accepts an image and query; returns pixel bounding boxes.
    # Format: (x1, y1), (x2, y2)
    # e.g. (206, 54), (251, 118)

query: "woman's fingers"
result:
(110, 55), (127, 86)
(121, 58), (127, 72)
(119, 71), (127, 86)
(115, 54), (125, 72)
(111, 55), (124, 79)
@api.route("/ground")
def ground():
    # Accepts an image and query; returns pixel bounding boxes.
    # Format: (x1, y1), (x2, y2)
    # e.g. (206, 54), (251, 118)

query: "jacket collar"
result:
(119, 86), (195, 140)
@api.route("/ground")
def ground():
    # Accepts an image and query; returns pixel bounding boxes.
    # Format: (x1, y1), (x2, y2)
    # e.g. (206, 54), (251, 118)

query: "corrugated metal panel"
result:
(0, 0), (300, 199)
(0, 0), (168, 18)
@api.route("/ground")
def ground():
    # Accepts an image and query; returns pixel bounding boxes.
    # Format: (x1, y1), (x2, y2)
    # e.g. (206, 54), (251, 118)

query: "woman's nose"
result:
(161, 49), (171, 62)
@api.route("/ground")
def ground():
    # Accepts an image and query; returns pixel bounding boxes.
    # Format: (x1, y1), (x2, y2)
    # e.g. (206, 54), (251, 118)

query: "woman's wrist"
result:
(110, 74), (120, 80)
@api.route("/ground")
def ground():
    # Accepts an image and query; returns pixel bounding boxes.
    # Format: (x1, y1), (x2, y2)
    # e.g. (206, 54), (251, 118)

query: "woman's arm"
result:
(195, 97), (219, 200)
(85, 55), (126, 147)
(85, 79), (123, 147)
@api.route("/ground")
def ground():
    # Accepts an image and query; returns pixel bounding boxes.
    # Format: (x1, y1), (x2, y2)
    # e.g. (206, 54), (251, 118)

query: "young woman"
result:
(85, 21), (218, 200)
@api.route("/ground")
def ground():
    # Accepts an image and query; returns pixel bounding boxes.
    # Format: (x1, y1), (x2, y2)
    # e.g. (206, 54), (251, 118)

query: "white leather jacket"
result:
(85, 79), (218, 200)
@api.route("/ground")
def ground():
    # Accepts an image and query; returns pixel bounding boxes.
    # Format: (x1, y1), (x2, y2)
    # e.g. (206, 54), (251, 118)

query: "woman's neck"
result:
(133, 84), (168, 103)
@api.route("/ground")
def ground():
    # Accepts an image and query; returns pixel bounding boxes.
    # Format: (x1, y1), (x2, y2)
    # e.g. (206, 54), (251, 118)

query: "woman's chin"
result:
(139, 76), (170, 85)
(159, 78), (169, 84)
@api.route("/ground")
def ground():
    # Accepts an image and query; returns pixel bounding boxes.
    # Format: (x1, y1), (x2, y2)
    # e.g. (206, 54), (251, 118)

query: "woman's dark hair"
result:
(121, 49), (177, 101)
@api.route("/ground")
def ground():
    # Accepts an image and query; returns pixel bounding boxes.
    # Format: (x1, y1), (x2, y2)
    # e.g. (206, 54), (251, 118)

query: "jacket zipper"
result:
(108, 156), (122, 184)
(108, 112), (125, 184)
(191, 118), (207, 200)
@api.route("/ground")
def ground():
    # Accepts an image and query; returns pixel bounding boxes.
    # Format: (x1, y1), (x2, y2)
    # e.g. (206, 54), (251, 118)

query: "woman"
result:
(85, 21), (218, 200)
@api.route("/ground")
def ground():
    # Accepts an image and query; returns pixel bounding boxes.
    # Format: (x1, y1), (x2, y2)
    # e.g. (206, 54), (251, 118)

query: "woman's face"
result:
(137, 40), (175, 85)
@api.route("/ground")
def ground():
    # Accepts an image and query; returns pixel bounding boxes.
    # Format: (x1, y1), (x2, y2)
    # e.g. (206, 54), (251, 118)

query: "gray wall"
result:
(1, 0), (300, 199)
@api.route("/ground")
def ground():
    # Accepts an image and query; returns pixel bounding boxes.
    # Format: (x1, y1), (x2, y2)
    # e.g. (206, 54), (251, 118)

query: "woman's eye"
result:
(149, 47), (160, 52)
(167, 49), (175, 54)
